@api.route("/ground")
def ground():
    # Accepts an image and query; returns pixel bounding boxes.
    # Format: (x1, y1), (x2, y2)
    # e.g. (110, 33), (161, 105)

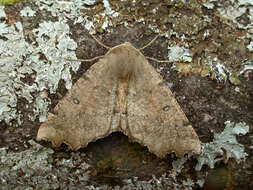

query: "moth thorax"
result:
(113, 60), (136, 80)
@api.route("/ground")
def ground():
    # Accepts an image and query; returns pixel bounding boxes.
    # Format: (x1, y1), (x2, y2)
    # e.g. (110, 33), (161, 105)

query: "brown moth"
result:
(36, 41), (201, 158)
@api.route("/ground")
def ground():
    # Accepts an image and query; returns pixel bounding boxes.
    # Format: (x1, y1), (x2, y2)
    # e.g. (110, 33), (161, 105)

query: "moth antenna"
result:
(65, 55), (104, 62)
(91, 35), (111, 50)
(145, 56), (185, 64)
(138, 34), (160, 51)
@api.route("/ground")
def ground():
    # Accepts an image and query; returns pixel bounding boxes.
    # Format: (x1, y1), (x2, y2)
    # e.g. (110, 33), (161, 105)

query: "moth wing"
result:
(126, 56), (201, 158)
(37, 58), (116, 150)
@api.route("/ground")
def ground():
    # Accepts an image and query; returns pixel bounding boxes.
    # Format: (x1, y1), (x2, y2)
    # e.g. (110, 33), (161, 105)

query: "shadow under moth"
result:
(37, 36), (201, 158)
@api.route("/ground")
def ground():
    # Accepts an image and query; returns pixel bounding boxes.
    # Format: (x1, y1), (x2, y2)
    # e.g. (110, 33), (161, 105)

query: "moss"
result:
(0, 0), (32, 6)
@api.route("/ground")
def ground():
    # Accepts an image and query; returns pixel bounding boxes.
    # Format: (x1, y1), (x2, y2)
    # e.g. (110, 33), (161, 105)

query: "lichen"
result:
(0, 2), (80, 125)
(35, 0), (119, 33)
(0, 140), (54, 188)
(0, 21), (36, 125)
(238, 0), (253, 6)
(195, 121), (249, 171)
(168, 45), (192, 62)
(172, 153), (194, 174)
(33, 21), (80, 92)
(20, 6), (36, 17)
(0, 141), (92, 189)
(240, 61), (253, 74)
(247, 41), (253, 51)
(0, 6), (6, 18)
(29, 95), (50, 122)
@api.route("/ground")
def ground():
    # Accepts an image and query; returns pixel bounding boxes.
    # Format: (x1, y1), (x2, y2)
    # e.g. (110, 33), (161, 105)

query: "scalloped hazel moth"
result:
(37, 42), (201, 158)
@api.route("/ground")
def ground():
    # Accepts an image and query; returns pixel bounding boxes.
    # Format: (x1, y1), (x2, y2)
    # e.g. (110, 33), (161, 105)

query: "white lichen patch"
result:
(238, 0), (253, 6)
(35, 0), (119, 34)
(195, 121), (249, 171)
(0, 21), (36, 125)
(0, 0), (124, 125)
(171, 121), (249, 180)
(217, 6), (246, 23)
(168, 45), (192, 62)
(216, 1), (253, 30)
(0, 6), (6, 18)
(0, 141), (92, 189)
(119, 173), (196, 190)
(0, 5), (80, 125)
(204, 57), (232, 82)
(247, 41), (253, 51)
(182, 178), (195, 190)
(0, 140), (54, 174)
(172, 153), (194, 174)
(33, 21), (80, 92)
(240, 61), (253, 74)
(35, 0), (87, 20)
(20, 6), (36, 17)
(29, 95), (50, 122)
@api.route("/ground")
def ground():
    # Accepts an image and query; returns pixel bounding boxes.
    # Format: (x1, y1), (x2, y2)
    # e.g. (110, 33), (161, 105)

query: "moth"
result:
(37, 35), (201, 158)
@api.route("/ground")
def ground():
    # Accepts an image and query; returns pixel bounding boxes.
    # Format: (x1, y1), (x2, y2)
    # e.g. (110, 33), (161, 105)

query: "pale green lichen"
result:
(35, 0), (119, 33)
(206, 58), (231, 82)
(0, 4), (80, 125)
(20, 6), (36, 17)
(238, 0), (253, 6)
(0, 140), (54, 175)
(195, 121), (249, 171)
(217, 6), (246, 23)
(168, 45), (192, 62)
(172, 121), (249, 174)
(247, 41), (253, 51)
(201, 0), (217, 9)
(0, 6), (6, 18)
(33, 21), (80, 92)
(182, 178), (195, 190)
(0, 21), (36, 125)
(172, 153), (193, 174)
(119, 173), (196, 190)
(35, 0), (87, 20)
(0, 142), (92, 189)
(240, 61), (253, 74)
(29, 95), (50, 122)
(215, 0), (253, 30)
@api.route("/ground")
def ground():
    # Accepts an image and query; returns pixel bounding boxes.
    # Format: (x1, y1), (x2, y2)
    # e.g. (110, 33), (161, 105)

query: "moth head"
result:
(105, 43), (143, 80)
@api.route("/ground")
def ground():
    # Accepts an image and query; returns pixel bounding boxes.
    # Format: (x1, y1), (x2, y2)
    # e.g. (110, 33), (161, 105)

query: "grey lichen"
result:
(0, 4), (80, 125)
(0, 141), (92, 189)
(247, 41), (253, 51)
(1, 140), (54, 171)
(168, 45), (192, 62)
(119, 173), (195, 190)
(240, 61), (253, 74)
(238, 0), (253, 6)
(29, 95), (50, 122)
(195, 121), (249, 171)
(182, 178), (195, 190)
(0, 6), (6, 18)
(0, 21), (36, 125)
(172, 153), (194, 174)
(0, 140), (54, 187)
(35, 0), (119, 33)
(33, 21), (80, 92)
(20, 6), (36, 17)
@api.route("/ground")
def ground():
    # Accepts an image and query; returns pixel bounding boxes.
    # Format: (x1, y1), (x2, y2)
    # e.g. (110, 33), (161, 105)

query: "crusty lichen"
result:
(195, 121), (249, 171)
(0, 7), (80, 124)
(0, 141), (91, 189)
